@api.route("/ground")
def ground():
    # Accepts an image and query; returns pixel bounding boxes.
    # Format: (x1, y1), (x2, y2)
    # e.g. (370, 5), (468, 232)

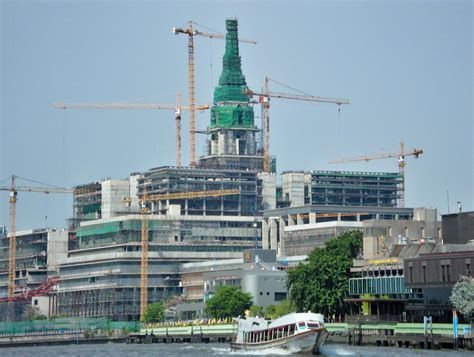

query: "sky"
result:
(1, 0), (472, 230)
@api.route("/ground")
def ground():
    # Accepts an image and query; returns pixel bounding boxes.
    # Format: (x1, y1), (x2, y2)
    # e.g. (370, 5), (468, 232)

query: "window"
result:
(267, 292), (270, 296)
(441, 265), (446, 282)
(422, 266), (427, 282)
(409, 266), (413, 282)
(467, 263), (471, 276)
(34, 299), (38, 306)
(446, 265), (451, 281)
(274, 292), (287, 301)
(260, 292), (263, 296)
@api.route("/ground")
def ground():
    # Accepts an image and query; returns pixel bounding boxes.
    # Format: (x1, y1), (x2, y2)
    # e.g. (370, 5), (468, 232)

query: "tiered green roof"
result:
(210, 19), (254, 129)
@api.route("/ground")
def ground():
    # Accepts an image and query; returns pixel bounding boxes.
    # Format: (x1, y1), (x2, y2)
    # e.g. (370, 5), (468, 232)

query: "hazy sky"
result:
(1, 0), (472, 230)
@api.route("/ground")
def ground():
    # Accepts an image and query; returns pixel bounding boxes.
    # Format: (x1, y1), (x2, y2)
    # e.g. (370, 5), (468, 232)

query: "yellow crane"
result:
(172, 21), (257, 167)
(329, 140), (423, 207)
(0, 175), (72, 320)
(137, 186), (240, 320)
(245, 77), (350, 173)
(53, 93), (210, 167)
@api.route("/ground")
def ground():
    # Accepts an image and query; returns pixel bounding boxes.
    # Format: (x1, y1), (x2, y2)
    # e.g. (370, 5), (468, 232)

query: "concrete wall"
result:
(257, 172), (276, 211)
(129, 174), (141, 213)
(101, 179), (130, 219)
(241, 270), (287, 308)
(442, 211), (474, 244)
(47, 229), (68, 271)
(31, 296), (49, 317)
(282, 172), (305, 207)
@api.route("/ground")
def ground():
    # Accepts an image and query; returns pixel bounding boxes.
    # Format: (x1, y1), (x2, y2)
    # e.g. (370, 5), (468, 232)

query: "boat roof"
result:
(268, 312), (324, 328)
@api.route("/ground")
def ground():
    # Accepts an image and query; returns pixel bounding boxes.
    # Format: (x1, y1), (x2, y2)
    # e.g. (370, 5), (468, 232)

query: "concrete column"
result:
(278, 217), (286, 258)
(297, 214), (303, 225)
(262, 218), (269, 249)
(270, 219), (278, 251)
(288, 215), (296, 226)
(309, 212), (316, 224)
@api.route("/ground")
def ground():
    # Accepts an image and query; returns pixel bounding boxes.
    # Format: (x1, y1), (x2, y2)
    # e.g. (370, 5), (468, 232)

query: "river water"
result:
(0, 343), (471, 356)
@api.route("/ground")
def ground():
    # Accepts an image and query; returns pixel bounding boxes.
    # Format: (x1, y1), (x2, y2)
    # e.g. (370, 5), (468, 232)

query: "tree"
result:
(22, 306), (47, 321)
(249, 305), (264, 317)
(286, 230), (362, 316)
(143, 302), (165, 323)
(265, 300), (294, 319)
(205, 286), (253, 319)
(450, 275), (474, 322)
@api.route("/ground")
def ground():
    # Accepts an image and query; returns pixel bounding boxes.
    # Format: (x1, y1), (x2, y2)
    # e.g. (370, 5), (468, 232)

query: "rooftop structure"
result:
(198, 19), (264, 171)
(441, 211), (474, 244)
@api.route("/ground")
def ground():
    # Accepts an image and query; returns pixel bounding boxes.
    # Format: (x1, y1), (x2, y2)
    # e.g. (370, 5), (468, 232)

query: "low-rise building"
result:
(177, 249), (290, 320)
(404, 242), (474, 322)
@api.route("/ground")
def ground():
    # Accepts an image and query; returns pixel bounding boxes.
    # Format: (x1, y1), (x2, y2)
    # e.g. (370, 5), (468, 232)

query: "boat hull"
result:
(231, 328), (327, 354)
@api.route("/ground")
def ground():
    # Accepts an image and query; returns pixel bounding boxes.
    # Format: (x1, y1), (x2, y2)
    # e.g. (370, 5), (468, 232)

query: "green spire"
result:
(210, 19), (254, 129)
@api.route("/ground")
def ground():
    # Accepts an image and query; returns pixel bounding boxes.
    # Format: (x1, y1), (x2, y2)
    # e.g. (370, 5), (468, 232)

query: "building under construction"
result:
(140, 166), (259, 216)
(277, 170), (403, 208)
(0, 228), (68, 320)
(198, 19), (264, 172)
(53, 214), (260, 320)
(1, 18), (421, 322)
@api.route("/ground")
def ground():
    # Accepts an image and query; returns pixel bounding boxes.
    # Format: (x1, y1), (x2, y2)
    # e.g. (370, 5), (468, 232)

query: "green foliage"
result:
(286, 230), (363, 316)
(205, 286), (253, 319)
(83, 328), (95, 338)
(21, 306), (47, 321)
(249, 305), (264, 317)
(450, 275), (474, 322)
(265, 300), (295, 319)
(360, 294), (373, 315)
(143, 302), (165, 323)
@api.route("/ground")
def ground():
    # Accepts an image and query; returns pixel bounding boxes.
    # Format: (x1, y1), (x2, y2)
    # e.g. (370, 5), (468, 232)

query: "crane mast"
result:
(0, 175), (73, 321)
(140, 186), (149, 321)
(7, 176), (17, 321)
(137, 187), (239, 320)
(176, 91), (182, 167)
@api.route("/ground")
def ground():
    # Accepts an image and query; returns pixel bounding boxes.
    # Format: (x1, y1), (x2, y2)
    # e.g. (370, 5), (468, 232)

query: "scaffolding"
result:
(140, 166), (259, 217)
(311, 170), (403, 207)
(73, 182), (102, 223)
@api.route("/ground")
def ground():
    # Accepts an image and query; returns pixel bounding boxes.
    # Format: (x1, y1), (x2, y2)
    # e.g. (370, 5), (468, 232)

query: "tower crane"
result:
(53, 93), (210, 167)
(136, 186), (240, 320)
(245, 77), (350, 173)
(0, 175), (72, 320)
(172, 21), (257, 167)
(329, 140), (423, 207)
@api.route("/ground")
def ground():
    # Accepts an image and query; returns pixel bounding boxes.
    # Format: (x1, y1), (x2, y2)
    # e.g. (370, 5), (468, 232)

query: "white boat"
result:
(231, 312), (327, 354)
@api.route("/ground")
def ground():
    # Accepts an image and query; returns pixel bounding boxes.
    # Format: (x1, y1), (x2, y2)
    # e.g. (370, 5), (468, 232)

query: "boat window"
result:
(298, 322), (306, 329)
(306, 322), (320, 329)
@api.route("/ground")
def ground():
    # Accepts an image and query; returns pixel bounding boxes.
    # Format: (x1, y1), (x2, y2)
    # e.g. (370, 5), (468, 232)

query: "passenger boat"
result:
(231, 312), (327, 354)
